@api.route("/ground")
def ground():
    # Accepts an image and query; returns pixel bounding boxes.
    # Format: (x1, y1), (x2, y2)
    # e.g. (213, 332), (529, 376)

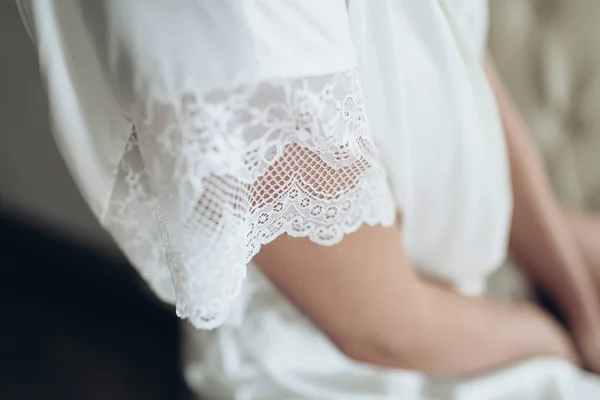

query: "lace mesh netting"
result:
(104, 69), (396, 329)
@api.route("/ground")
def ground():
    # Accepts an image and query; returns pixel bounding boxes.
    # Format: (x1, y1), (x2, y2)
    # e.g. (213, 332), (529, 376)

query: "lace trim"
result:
(105, 69), (396, 329)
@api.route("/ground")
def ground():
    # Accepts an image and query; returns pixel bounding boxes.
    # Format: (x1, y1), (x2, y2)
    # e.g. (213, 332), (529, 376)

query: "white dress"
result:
(17, 0), (600, 398)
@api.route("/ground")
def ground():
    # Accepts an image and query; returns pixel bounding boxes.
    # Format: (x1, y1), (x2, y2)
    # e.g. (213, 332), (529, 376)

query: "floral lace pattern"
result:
(104, 69), (396, 329)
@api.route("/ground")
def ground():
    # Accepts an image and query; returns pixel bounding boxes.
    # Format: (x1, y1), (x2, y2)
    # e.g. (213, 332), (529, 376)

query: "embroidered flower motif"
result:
(107, 69), (396, 329)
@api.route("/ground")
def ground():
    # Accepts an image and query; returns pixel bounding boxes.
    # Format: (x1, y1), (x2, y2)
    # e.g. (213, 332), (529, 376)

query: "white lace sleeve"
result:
(105, 69), (396, 329)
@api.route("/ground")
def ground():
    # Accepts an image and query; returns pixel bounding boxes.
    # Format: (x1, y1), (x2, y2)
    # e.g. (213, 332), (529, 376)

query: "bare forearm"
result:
(379, 281), (579, 377)
(257, 226), (579, 378)
(483, 55), (600, 333)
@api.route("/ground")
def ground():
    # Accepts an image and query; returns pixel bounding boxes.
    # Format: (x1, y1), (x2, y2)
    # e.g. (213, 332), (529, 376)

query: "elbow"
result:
(331, 325), (429, 372)
(327, 286), (438, 372)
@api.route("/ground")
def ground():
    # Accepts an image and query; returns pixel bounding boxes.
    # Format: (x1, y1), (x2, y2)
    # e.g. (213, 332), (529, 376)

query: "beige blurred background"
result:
(489, 0), (600, 210)
(1, 0), (599, 248)
(1, 2), (599, 398)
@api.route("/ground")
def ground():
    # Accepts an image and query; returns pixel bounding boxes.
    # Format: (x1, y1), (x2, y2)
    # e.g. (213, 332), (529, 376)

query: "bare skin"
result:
(565, 208), (600, 297)
(247, 45), (600, 378)
(251, 54), (596, 377)
(563, 208), (600, 366)
(484, 54), (600, 372)
(254, 227), (578, 378)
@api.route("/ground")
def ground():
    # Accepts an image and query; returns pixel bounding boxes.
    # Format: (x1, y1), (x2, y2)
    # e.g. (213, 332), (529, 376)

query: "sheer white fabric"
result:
(105, 69), (395, 328)
(17, 0), (600, 398)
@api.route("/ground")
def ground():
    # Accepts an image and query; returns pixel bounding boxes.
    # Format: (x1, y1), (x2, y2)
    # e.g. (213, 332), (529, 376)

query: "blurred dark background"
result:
(3, 1), (600, 399)
(0, 3), (190, 399)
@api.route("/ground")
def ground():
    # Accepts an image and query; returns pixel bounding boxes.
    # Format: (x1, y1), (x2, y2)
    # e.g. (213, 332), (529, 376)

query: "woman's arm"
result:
(254, 225), (579, 377)
(483, 54), (600, 370)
